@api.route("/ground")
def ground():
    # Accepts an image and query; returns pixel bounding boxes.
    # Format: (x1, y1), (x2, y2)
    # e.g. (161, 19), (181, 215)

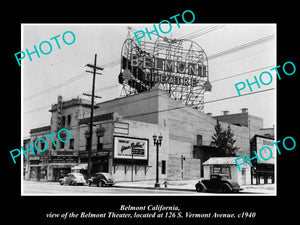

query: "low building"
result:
(203, 157), (251, 186)
(249, 135), (275, 184)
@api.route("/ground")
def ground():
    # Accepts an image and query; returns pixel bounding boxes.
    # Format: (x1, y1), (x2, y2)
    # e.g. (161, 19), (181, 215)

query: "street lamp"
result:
(153, 133), (163, 188)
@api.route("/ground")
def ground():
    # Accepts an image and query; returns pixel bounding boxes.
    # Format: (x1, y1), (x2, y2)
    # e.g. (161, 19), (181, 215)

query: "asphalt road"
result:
(22, 181), (272, 195)
(22, 181), (201, 195)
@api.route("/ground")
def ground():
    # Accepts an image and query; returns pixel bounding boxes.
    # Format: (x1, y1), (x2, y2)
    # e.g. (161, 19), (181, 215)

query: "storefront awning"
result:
(71, 164), (88, 170)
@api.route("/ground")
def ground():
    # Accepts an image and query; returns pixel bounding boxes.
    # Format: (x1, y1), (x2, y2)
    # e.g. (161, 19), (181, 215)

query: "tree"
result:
(210, 120), (239, 156)
(224, 124), (239, 156)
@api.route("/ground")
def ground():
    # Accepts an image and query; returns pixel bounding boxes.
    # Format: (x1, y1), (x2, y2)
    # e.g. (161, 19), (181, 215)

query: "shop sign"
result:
(113, 136), (148, 160)
(56, 150), (74, 155)
(52, 156), (78, 164)
(114, 122), (129, 135)
(256, 137), (275, 164)
(235, 135), (296, 171)
(40, 156), (51, 163)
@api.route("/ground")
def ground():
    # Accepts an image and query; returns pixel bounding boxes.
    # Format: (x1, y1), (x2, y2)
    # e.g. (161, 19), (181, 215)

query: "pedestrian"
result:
(164, 180), (169, 188)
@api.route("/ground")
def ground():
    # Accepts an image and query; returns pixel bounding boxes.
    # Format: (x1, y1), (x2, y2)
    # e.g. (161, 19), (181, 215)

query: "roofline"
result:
(49, 97), (98, 112)
(30, 125), (51, 134)
(251, 134), (274, 141)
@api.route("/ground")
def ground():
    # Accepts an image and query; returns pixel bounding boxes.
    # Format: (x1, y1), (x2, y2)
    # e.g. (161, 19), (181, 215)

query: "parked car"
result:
(59, 172), (86, 186)
(195, 174), (243, 193)
(87, 172), (114, 187)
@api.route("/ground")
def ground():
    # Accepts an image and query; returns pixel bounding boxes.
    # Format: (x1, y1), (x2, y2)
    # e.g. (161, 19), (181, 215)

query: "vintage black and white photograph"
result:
(20, 23), (277, 196)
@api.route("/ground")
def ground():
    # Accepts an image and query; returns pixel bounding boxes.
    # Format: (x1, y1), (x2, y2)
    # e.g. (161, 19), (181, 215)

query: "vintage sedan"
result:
(195, 174), (243, 193)
(59, 172), (86, 186)
(87, 172), (114, 187)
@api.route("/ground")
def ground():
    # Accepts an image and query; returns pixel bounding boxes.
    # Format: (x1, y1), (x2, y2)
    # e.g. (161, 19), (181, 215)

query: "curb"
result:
(114, 185), (195, 192)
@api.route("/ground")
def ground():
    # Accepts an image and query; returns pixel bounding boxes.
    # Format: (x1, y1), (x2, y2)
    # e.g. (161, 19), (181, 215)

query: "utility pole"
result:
(181, 155), (185, 179)
(85, 54), (103, 178)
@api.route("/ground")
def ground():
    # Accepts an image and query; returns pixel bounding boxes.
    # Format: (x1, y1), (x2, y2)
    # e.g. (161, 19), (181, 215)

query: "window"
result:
(61, 116), (66, 128)
(210, 166), (231, 179)
(161, 160), (166, 174)
(67, 115), (71, 127)
(40, 141), (45, 151)
(52, 141), (56, 150)
(60, 141), (65, 149)
(97, 136), (104, 150)
(196, 135), (202, 146)
(69, 138), (74, 149)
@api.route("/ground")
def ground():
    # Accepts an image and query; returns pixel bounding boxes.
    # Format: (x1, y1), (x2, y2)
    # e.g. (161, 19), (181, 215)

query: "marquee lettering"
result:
(131, 54), (207, 78)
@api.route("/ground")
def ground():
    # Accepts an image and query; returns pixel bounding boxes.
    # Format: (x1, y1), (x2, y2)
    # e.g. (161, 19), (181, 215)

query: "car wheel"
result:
(221, 184), (231, 193)
(196, 184), (205, 192)
(88, 181), (92, 187)
(98, 181), (104, 187)
(59, 181), (64, 185)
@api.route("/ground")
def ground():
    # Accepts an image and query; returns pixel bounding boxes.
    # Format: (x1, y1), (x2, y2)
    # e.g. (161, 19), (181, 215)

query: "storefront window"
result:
(40, 168), (47, 181)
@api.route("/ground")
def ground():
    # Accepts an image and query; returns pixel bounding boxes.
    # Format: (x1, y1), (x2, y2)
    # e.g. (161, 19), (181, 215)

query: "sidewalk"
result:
(114, 179), (197, 192)
(114, 179), (276, 194)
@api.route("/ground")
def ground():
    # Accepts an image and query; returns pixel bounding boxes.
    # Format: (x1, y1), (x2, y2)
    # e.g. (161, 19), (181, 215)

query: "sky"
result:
(22, 24), (276, 138)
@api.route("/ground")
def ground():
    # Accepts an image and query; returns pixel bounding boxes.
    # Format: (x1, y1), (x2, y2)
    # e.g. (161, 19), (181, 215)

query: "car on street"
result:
(59, 172), (86, 186)
(195, 174), (243, 193)
(87, 172), (114, 187)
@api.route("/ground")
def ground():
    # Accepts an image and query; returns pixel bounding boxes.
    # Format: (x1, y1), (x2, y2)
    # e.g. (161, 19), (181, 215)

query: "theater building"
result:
(27, 94), (169, 182)
(25, 85), (273, 185)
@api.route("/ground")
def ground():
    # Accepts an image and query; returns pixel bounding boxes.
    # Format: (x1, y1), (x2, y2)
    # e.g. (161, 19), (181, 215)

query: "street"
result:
(22, 181), (199, 195)
(22, 181), (273, 195)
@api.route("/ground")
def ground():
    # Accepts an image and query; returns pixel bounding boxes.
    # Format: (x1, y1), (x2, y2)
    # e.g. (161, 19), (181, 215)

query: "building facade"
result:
(249, 135), (275, 184)
(25, 85), (273, 184)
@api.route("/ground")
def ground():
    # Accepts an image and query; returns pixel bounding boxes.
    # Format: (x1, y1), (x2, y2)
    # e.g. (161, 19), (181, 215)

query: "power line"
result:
(210, 65), (275, 83)
(24, 31), (273, 102)
(204, 88), (275, 104)
(24, 71), (86, 101)
(24, 87), (275, 136)
(24, 84), (120, 115)
(24, 60), (120, 101)
(23, 30), (275, 116)
(175, 26), (215, 39)
(122, 88), (275, 119)
(177, 25), (225, 40)
(24, 63), (274, 115)
(208, 34), (274, 60)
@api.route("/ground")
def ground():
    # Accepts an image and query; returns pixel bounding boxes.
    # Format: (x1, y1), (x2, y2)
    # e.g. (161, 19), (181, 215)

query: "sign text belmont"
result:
(130, 54), (207, 87)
